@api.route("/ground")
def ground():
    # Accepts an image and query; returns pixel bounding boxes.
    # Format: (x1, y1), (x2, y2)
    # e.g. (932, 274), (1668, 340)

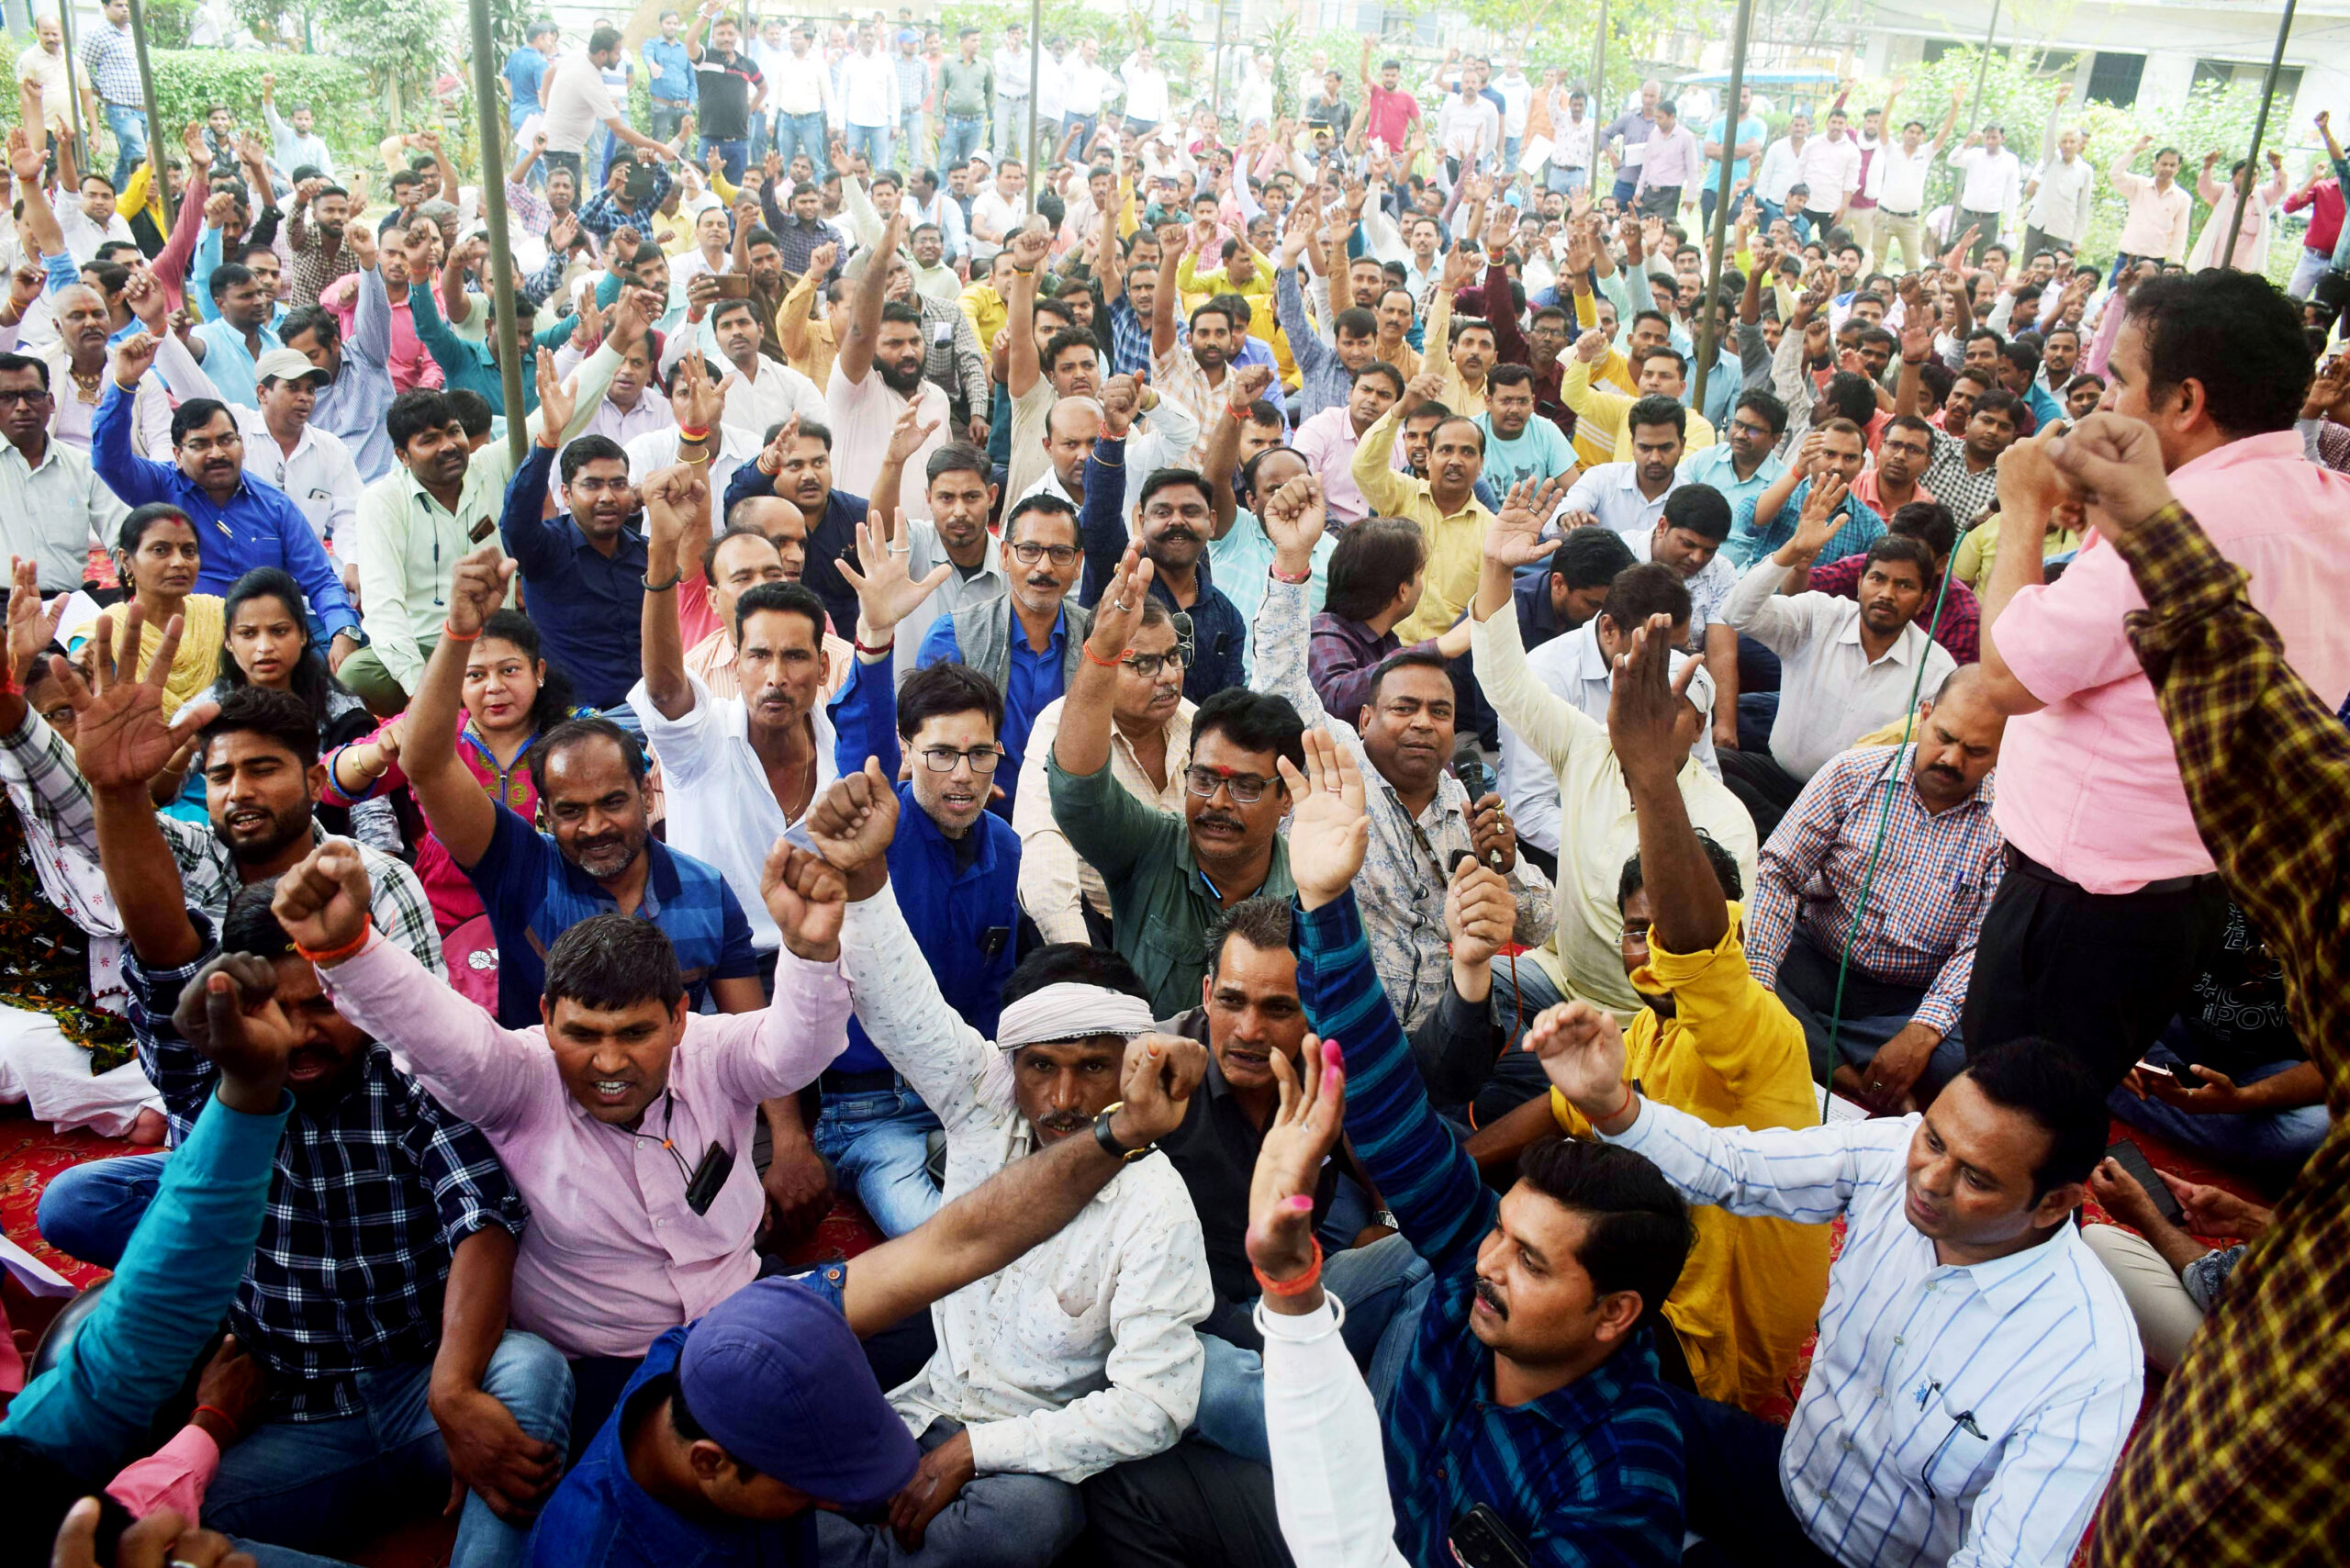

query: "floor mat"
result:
(0, 1117), (142, 1291)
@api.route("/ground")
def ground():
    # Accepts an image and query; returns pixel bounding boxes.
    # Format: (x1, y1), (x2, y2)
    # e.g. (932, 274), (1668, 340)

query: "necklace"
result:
(68, 364), (102, 400)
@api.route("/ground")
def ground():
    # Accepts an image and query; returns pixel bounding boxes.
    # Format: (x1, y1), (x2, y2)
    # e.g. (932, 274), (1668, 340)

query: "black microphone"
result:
(1453, 744), (1503, 869)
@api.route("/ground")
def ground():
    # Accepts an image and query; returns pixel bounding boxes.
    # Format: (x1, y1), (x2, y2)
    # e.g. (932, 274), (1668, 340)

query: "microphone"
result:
(1453, 744), (1503, 869)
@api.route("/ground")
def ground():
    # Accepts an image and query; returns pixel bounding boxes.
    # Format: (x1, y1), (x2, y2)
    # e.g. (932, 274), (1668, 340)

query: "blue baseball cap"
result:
(677, 1273), (920, 1507)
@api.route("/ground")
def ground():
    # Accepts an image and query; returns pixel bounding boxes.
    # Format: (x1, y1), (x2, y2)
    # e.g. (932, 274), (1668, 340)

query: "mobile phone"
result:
(713, 272), (752, 299)
(1448, 1505), (1530, 1568)
(2102, 1140), (2184, 1227)
(683, 1141), (736, 1215)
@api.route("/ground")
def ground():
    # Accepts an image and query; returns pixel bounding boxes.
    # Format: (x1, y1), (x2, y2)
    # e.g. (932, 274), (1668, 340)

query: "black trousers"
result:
(1083, 1438), (1293, 1568)
(1719, 748), (1807, 840)
(1667, 1385), (1841, 1568)
(1964, 850), (2228, 1089)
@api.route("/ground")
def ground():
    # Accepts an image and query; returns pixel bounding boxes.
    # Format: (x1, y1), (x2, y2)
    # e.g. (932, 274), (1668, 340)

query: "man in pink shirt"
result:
(288, 833), (856, 1446)
(1631, 99), (1703, 218)
(1293, 360), (1405, 526)
(1974, 271), (2350, 1085)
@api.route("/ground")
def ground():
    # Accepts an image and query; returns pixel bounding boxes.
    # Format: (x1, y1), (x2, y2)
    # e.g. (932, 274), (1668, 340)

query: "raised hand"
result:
(50, 606), (212, 793)
(1444, 859), (1515, 969)
(1243, 1036), (1346, 1286)
(1257, 472), (1327, 561)
(837, 510), (951, 636)
(6, 556), (63, 686)
(807, 240), (840, 278)
(172, 951), (303, 1086)
(1276, 727), (1367, 910)
(762, 840), (848, 962)
(345, 216), (378, 272)
(883, 397), (942, 467)
(1110, 1033), (1212, 1150)
(1521, 999), (1629, 1121)
(668, 351), (724, 431)
(804, 756), (902, 879)
(532, 346), (575, 435)
(638, 461), (708, 552)
(1081, 543), (1156, 667)
(1606, 612), (1702, 784)
(112, 330), (161, 387)
(1228, 361), (1277, 412)
(1486, 476), (1560, 567)
(1787, 472), (1852, 557)
(443, 543), (515, 640)
(1099, 373), (1140, 440)
(1006, 222), (1054, 273)
(268, 837), (375, 958)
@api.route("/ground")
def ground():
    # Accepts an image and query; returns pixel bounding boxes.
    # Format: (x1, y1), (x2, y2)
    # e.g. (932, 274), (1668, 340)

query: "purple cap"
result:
(677, 1274), (920, 1507)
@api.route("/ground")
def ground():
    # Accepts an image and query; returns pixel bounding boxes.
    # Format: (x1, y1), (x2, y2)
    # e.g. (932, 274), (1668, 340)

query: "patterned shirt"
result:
(576, 164), (677, 241)
(1807, 550), (1981, 664)
(1919, 429), (2002, 528)
(1104, 294), (1152, 378)
(0, 707), (444, 982)
(1744, 745), (2005, 1036)
(1725, 477), (1886, 568)
(2086, 502), (2350, 1565)
(285, 207), (356, 310)
(125, 913), (525, 1422)
(1294, 890), (1686, 1566)
(1254, 579), (1552, 1030)
(78, 20), (140, 106)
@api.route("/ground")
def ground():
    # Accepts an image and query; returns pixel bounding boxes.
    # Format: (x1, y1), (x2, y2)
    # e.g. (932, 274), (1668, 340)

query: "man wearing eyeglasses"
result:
(0, 352), (126, 595)
(798, 529), (1026, 1238)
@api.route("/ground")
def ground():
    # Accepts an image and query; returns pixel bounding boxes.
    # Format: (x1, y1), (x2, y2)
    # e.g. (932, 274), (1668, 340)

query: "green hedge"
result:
(1, 39), (387, 166)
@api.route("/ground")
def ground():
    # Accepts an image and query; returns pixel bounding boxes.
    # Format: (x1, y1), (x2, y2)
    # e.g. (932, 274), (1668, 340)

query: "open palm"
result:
(60, 609), (209, 792)
(1277, 729), (1370, 908)
(838, 512), (950, 636)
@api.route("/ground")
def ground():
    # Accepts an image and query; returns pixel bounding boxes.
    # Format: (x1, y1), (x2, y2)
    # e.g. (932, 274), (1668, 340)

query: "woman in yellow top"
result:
(66, 504), (222, 718)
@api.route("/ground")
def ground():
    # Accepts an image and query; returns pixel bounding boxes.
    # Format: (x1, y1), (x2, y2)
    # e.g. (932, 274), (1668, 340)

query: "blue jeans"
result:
(941, 113), (986, 168)
(1061, 112), (1098, 159)
(701, 137), (749, 185)
(1547, 163), (1589, 196)
(1505, 134), (1523, 170)
(811, 1084), (944, 1238)
(204, 1331), (574, 1568)
(105, 101), (148, 191)
(773, 110), (829, 180)
(1192, 1234), (1435, 1464)
(900, 108), (925, 168)
(38, 1148), (168, 1269)
(2109, 1037), (2329, 1182)
(844, 122), (891, 172)
(813, 1417), (1084, 1566)
(649, 101), (690, 142)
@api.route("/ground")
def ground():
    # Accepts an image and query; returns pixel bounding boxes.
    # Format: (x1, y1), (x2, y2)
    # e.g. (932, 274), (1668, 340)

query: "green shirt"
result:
(938, 57), (994, 118)
(1047, 753), (1296, 1017)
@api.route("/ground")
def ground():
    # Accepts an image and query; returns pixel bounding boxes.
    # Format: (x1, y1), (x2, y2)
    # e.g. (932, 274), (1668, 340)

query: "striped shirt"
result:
(1744, 745), (2005, 1037)
(1293, 890), (1686, 1567)
(127, 912), (524, 1422)
(1726, 477), (1886, 568)
(1605, 1097), (2142, 1567)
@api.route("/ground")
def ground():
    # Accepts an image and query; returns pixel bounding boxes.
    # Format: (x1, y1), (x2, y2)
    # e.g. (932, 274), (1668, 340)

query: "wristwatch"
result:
(1091, 1101), (1154, 1163)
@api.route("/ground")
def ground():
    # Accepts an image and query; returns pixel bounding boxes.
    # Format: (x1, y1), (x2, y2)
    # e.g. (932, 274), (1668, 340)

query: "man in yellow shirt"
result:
(1417, 249), (1496, 420)
(1349, 384), (1495, 644)
(957, 248), (1014, 351)
(1467, 579), (1828, 1417)
(1561, 328), (1717, 468)
(1177, 234), (1298, 388)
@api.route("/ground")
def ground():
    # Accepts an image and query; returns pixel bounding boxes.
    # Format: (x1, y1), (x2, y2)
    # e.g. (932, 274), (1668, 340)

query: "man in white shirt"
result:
(1120, 47), (1169, 133)
(766, 24), (836, 181)
(1538, 1023), (2140, 1568)
(808, 768), (1212, 1568)
(968, 159), (1029, 267)
(1059, 38), (1117, 155)
(1493, 59), (1533, 169)
(835, 21), (901, 174)
(1865, 93), (1962, 274)
(991, 23), (1033, 165)
(543, 24), (678, 186)
(0, 350), (125, 593)
(54, 171), (134, 265)
(2022, 88), (2095, 262)
(711, 295), (825, 437)
(1948, 122), (2023, 264)
(1797, 107), (1864, 231)
(1754, 112), (1812, 223)
(1435, 73), (1501, 181)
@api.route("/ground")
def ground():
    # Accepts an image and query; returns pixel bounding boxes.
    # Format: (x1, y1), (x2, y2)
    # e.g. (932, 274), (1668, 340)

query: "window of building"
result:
(2085, 50), (2144, 106)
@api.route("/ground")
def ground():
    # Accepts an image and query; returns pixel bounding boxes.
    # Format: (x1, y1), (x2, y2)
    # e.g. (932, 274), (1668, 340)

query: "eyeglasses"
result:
(917, 745), (1001, 774)
(1119, 650), (1187, 678)
(1618, 920), (1652, 949)
(1009, 541), (1080, 566)
(1185, 765), (1272, 804)
(0, 388), (50, 406)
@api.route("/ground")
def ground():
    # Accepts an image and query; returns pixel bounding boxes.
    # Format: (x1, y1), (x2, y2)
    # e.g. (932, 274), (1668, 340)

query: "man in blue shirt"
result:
(398, 543), (767, 1029)
(186, 262), (284, 408)
(524, 1040), (1209, 1568)
(95, 333), (361, 661)
(1724, 417), (1884, 567)
(824, 620), (1024, 1235)
(504, 20), (557, 131)
(1099, 469), (1246, 704)
(643, 10), (697, 141)
(1679, 388), (1789, 518)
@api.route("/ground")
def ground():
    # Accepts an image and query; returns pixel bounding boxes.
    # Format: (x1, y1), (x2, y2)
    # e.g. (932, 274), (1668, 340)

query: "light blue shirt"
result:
(643, 36), (695, 102)
(1474, 413), (1578, 496)
(1677, 443), (1787, 519)
(1209, 510), (1332, 669)
(188, 317), (285, 408)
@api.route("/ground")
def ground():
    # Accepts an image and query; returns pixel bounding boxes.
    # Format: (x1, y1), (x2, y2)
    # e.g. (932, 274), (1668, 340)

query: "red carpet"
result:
(0, 1115), (147, 1291)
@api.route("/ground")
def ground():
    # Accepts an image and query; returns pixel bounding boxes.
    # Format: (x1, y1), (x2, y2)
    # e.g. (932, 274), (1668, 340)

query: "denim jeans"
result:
(1061, 112), (1098, 159)
(2109, 1037), (2329, 1182)
(204, 1332), (574, 1568)
(1546, 163), (1589, 196)
(811, 1084), (944, 1238)
(844, 122), (891, 172)
(994, 95), (1030, 162)
(773, 110), (829, 180)
(701, 137), (749, 185)
(105, 101), (149, 191)
(899, 109), (925, 168)
(37, 1148), (168, 1268)
(1191, 1234), (1434, 1464)
(941, 113), (986, 168)
(649, 102), (690, 143)
(812, 1417), (1085, 1566)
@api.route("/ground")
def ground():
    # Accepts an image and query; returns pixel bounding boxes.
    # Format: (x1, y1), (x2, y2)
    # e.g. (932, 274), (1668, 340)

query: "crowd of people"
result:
(1, 9), (2347, 1567)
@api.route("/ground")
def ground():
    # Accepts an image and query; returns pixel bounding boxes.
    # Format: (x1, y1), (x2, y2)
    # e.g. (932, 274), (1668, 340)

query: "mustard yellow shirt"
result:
(1349, 404), (1494, 645)
(1560, 353), (1717, 469)
(1550, 906), (1831, 1415)
(1949, 511), (2084, 591)
(1177, 247), (1299, 388)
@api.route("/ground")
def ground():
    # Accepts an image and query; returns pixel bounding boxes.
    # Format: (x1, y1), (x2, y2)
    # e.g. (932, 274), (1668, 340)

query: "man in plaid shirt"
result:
(47, 633), (568, 1565)
(1744, 665), (2008, 1111)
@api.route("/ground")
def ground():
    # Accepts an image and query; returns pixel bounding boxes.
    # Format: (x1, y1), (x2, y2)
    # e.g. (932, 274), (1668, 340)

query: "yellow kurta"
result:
(68, 595), (225, 718)
(1560, 353), (1718, 469)
(1550, 909), (1832, 1415)
(1350, 404), (1493, 644)
(1176, 248), (1299, 388)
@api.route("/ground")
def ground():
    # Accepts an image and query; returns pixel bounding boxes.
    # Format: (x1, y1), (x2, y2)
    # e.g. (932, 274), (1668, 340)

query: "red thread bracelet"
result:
(1604, 1081), (1636, 1126)
(441, 621), (482, 643)
(1082, 643), (1124, 668)
(295, 916), (373, 968)
(1253, 1238), (1324, 1298)
(193, 1403), (241, 1438)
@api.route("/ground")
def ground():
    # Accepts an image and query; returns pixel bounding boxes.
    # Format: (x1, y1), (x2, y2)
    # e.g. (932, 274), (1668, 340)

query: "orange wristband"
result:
(296, 916), (373, 968)
(1082, 643), (1124, 668)
(1253, 1238), (1324, 1298)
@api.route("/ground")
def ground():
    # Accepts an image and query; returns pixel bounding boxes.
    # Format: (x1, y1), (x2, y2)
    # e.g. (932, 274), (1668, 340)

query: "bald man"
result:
(1741, 666), (2009, 1112)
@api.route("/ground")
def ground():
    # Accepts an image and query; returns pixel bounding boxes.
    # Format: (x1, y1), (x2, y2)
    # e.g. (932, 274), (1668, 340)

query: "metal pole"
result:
(56, 0), (90, 176)
(2221, 0), (2296, 268)
(1692, 0), (1753, 418)
(1024, 0), (1042, 175)
(467, 0), (527, 463)
(1591, 0), (1608, 123)
(1937, 0), (2000, 252)
(1210, 0), (1225, 124)
(123, 0), (173, 229)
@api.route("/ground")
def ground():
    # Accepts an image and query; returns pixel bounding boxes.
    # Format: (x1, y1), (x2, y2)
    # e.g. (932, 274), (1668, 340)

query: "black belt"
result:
(1876, 207), (1919, 218)
(2004, 846), (2221, 899)
(820, 1068), (901, 1095)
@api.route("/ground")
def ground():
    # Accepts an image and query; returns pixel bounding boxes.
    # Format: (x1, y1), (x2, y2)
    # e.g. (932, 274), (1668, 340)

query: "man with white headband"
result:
(800, 760), (1214, 1568)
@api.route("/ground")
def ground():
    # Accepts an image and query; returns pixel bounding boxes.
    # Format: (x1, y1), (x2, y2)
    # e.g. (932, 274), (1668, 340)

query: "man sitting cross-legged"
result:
(69, 616), (562, 1565)
(794, 759), (1215, 1567)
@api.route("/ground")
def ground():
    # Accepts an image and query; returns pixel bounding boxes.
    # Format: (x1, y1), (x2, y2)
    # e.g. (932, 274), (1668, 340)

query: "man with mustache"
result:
(1743, 665), (2007, 1114)
(795, 763), (1214, 1566)
(17, 622), (447, 1268)
(62, 653), (568, 1565)
(828, 210), (952, 514)
(1117, 467), (1248, 702)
